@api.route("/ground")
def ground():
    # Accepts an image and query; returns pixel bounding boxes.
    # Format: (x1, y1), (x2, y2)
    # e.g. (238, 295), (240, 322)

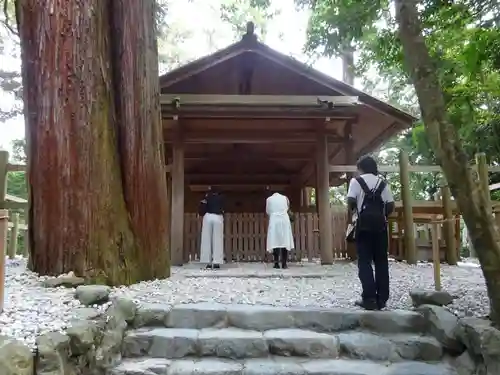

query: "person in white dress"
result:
(266, 192), (294, 269)
(199, 188), (224, 269)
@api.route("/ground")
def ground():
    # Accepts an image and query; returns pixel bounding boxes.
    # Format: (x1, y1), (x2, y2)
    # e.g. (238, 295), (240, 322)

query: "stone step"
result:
(109, 357), (459, 375)
(132, 302), (427, 334)
(122, 327), (443, 362)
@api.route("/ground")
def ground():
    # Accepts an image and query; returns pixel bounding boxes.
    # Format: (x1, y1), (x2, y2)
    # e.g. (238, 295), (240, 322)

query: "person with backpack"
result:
(347, 155), (395, 310)
(199, 187), (224, 269)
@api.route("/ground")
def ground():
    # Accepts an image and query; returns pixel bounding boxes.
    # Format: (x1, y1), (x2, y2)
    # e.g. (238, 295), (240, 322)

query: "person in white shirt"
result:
(266, 192), (294, 269)
(347, 155), (395, 310)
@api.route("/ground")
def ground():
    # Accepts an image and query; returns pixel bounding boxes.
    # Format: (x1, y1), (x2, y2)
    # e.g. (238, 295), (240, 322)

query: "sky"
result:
(0, 0), (349, 154)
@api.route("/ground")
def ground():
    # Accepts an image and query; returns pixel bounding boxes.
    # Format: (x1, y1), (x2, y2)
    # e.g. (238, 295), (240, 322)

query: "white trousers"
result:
(200, 213), (224, 264)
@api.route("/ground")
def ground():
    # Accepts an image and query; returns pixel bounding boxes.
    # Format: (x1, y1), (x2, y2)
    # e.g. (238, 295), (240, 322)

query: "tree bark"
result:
(394, 0), (500, 326)
(110, 0), (170, 279)
(17, 0), (169, 285)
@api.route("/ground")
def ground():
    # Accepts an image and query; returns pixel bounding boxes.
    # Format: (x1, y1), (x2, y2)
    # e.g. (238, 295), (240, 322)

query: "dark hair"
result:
(356, 155), (378, 175)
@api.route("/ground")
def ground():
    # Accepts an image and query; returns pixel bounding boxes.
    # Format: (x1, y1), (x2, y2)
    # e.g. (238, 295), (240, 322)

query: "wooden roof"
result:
(159, 25), (417, 189)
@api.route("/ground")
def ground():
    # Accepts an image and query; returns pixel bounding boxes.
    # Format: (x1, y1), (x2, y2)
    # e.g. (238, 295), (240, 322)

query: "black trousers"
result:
(355, 229), (389, 305)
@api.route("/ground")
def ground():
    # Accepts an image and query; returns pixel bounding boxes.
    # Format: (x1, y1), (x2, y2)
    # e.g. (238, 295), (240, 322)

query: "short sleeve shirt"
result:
(347, 173), (394, 212)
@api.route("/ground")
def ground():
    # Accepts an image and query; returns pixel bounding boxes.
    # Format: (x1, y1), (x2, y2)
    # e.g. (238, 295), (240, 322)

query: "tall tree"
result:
(300, 0), (500, 325)
(16, 0), (170, 285)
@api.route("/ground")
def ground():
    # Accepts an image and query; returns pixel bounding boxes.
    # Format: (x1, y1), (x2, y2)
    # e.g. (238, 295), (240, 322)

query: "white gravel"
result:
(0, 256), (488, 349)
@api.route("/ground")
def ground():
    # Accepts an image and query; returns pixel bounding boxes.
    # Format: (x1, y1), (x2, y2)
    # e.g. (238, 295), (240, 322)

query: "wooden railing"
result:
(184, 210), (348, 262)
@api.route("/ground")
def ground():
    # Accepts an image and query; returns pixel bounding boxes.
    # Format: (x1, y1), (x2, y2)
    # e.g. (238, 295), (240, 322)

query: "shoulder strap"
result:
(356, 177), (371, 194)
(374, 179), (387, 197)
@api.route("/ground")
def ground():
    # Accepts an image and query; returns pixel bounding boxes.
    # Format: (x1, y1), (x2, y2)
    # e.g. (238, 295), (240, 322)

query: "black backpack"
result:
(356, 177), (387, 233)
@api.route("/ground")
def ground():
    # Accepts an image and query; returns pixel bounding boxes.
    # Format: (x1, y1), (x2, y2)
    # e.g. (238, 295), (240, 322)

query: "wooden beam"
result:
(7, 163), (26, 172)
(329, 164), (500, 173)
(184, 155), (310, 162)
(165, 131), (343, 144)
(161, 106), (358, 120)
(316, 131), (334, 265)
(189, 184), (289, 192)
(160, 94), (359, 107)
(170, 124), (185, 266)
(187, 174), (292, 184)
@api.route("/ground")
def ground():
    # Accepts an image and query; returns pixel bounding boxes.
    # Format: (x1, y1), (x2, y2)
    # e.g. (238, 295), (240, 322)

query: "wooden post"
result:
(316, 132), (333, 264)
(441, 185), (458, 265)
(476, 152), (492, 215)
(0, 151), (7, 210)
(8, 212), (19, 259)
(399, 151), (416, 264)
(344, 122), (357, 260)
(171, 125), (185, 266)
(430, 220), (442, 291)
(0, 209), (7, 313)
(23, 225), (29, 258)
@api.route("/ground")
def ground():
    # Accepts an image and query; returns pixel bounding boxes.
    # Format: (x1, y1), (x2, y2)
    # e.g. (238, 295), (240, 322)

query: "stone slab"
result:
(109, 357), (459, 375)
(198, 328), (268, 359)
(122, 328), (199, 359)
(264, 329), (339, 358)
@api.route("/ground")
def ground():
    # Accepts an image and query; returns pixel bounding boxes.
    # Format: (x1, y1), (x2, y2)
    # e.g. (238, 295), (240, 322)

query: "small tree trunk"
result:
(394, 0), (500, 325)
(17, 0), (169, 285)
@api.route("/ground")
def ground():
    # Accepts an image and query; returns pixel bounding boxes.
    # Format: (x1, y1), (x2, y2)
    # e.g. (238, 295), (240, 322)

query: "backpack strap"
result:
(374, 179), (387, 197)
(356, 177), (387, 197)
(355, 177), (371, 194)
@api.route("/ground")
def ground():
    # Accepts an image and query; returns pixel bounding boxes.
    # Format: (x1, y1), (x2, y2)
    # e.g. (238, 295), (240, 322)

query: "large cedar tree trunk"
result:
(394, 0), (500, 326)
(16, 0), (170, 285)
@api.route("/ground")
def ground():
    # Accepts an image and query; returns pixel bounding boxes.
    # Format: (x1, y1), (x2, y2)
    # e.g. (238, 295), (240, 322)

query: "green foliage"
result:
(301, 0), (500, 196)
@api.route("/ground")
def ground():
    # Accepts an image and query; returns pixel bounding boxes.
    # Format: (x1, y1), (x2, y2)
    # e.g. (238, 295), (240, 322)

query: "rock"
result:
(389, 334), (443, 361)
(199, 328), (268, 359)
(227, 305), (294, 331)
(93, 300), (129, 370)
(264, 329), (339, 358)
(337, 332), (399, 361)
(416, 305), (464, 353)
(292, 308), (361, 332)
(112, 297), (137, 324)
(167, 303), (228, 329)
(457, 317), (500, 375)
(65, 320), (100, 355)
(109, 358), (171, 375)
(42, 276), (85, 288)
(386, 361), (459, 375)
(167, 358), (243, 375)
(75, 285), (110, 306)
(36, 332), (74, 375)
(123, 328), (198, 358)
(359, 310), (427, 334)
(133, 303), (171, 328)
(410, 289), (454, 307)
(242, 358), (306, 375)
(301, 358), (389, 374)
(71, 307), (102, 321)
(0, 336), (33, 375)
(453, 351), (477, 375)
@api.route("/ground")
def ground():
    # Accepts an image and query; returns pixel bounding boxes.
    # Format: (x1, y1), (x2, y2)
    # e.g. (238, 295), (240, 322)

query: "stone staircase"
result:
(109, 303), (459, 375)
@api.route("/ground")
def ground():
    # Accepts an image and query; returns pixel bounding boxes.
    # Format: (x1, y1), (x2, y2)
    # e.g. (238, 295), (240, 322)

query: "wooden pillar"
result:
(301, 188), (310, 208)
(0, 151), (7, 205)
(441, 185), (458, 265)
(399, 150), (416, 264)
(316, 132), (333, 264)
(344, 122), (357, 260)
(171, 125), (185, 266)
(8, 213), (19, 259)
(476, 152), (491, 215)
(0, 209), (7, 313)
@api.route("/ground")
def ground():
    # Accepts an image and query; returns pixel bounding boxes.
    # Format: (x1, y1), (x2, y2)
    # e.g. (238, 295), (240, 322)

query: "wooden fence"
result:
(184, 210), (348, 262)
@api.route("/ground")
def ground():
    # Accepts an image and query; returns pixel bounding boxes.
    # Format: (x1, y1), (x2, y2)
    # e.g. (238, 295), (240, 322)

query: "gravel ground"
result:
(0, 257), (487, 349)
